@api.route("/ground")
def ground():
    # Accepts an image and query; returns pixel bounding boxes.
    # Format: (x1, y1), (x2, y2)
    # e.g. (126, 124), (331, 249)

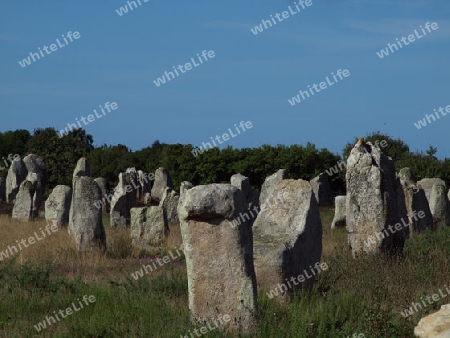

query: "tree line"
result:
(0, 128), (448, 196)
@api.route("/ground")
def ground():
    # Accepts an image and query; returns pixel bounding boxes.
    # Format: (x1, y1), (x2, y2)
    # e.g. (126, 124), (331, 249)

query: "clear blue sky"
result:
(1, 0), (449, 158)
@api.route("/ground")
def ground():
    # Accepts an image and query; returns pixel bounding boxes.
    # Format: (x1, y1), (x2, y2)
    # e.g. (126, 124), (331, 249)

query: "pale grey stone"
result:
(94, 177), (109, 213)
(159, 188), (180, 229)
(45, 185), (72, 226)
(310, 173), (333, 206)
(331, 195), (346, 229)
(259, 169), (288, 206)
(231, 173), (250, 198)
(414, 304), (450, 338)
(23, 154), (48, 218)
(178, 184), (258, 334)
(429, 182), (450, 228)
(131, 206), (167, 246)
(72, 157), (90, 179)
(68, 176), (106, 251)
(12, 173), (38, 222)
(6, 158), (27, 203)
(150, 167), (173, 203)
(110, 171), (137, 227)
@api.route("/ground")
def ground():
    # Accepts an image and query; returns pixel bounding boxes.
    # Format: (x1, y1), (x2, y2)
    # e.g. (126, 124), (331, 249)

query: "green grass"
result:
(1, 211), (450, 337)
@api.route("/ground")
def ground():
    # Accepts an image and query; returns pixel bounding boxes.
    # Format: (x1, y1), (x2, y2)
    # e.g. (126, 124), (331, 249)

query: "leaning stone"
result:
(414, 303), (450, 338)
(346, 140), (407, 256)
(310, 173), (333, 207)
(12, 173), (38, 222)
(331, 196), (346, 229)
(68, 176), (106, 251)
(6, 158), (27, 203)
(253, 179), (322, 298)
(72, 157), (90, 179)
(178, 184), (258, 334)
(45, 185), (72, 226)
(23, 154), (48, 218)
(151, 167), (173, 203)
(131, 206), (167, 247)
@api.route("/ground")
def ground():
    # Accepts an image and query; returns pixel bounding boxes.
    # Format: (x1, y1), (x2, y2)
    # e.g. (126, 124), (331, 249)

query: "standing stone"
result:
(180, 181), (194, 198)
(110, 172), (136, 227)
(6, 158), (27, 203)
(68, 176), (106, 251)
(429, 182), (450, 228)
(398, 168), (433, 233)
(231, 173), (250, 198)
(259, 169), (288, 206)
(253, 178), (322, 297)
(45, 185), (72, 226)
(159, 188), (180, 229)
(130, 206), (167, 248)
(23, 154), (48, 218)
(12, 173), (38, 221)
(310, 173), (333, 207)
(346, 140), (407, 256)
(331, 196), (346, 229)
(72, 157), (90, 179)
(151, 167), (173, 203)
(0, 177), (5, 201)
(94, 178), (109, 213)
(414, 304), (450, 338)
(125, 168), (139, 206)
(417, 178), (446, 201)
(178, 184), (258, 333)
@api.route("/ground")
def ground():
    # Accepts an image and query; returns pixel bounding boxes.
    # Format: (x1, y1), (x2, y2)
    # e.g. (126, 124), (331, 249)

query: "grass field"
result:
(0, 208), (449, 337)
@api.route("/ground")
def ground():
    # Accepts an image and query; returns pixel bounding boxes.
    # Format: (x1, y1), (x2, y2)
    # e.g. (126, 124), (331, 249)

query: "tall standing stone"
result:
(429, 182), (450, 228)
(398, 168), (433, 233)
(346, 140), (407, 256)
(68, 176), (106, 251)
(45, 185), (72, 226)
(72, 157), (90, 179)
(159, 188), (180, 229)
(23, 154), (48, 218)
(253, 178), (322, 296)
(230, 173), (260, 223)
(310, 173), (333, 207)
(259, 169), (288, 205)
(151, 167), (173, 203)
(178, 184), (258, 333)
(110, 172), (136, 227)
(6, 158), (27, 203)
(331, 195), (346, 229)
(12, 173), (38, 222)
(131, 206), (167, 248)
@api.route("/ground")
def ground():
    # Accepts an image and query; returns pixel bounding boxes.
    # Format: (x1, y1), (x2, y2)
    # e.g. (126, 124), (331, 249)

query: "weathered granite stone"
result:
(178, 184), (258, 333)
(45, 185), (72, 226)
(131, 206), (167, 247)
(72, 157), (90, 179)
(398, 168), (433, 233)
(346, 140), (407, 256)
(253, 179), (322, 297)
(417, 178), (446, 201)
(94, 177), (109, 213)
(310, 173), (333, 206)
(159, 188), (180, 229)
(23, 154), (48, 218)
(12, 173), (38, 222)
(68, 176), (106, 251)
(259, 169), (288, 206)
(110, 171), (137, 227)
(331, 195), (346, 229)
(231, 173), (250, 198)
(151, 167), (173, 203)
(6, 158), (27, 203)
(429, 182), (450, 228)
(414, 304), (450, 338)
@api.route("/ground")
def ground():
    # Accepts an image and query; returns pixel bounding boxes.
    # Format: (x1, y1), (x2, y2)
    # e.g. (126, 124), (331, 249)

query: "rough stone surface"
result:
(310, 173), (333, 206)
(68, 176), (106, 251)
(253, 179), (322, 297)
(72, 157), (90, 179)
(94, 177), (109, 213)
(12, 173), (38, 221)
(6, 158), (27, 203)
(259, 169), (288, 206)
(414, 304), (450, 338)
(331, 195), (346, 229)
(0, 177), (5, 201)
(45, 185), (72, 226)
(110, 172), (137, 227)
(398, 168), (433, 233)
(159, 188), (180, 229)
(23, 154), (48, 218)
(178, 184), (258, 333)
(180, 181), (194, 199)
(231, 173), (250, 198)
(130, 206), (167, 247)
(151, 167), (173, 203)
(346, 140), (407, 256)
(429, 182), (450, 228)
(418, 178), (447, 201)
